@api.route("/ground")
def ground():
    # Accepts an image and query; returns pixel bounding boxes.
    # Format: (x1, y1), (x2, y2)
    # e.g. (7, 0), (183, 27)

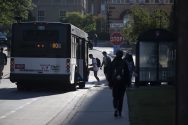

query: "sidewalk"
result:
(65, 85), (130, 125)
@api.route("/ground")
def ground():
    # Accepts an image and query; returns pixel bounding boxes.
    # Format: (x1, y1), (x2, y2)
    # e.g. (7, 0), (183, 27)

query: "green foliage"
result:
(60, 12), (96, 32)
(0, 0), (33, 32)
(82, 15), (96, 32)
(12, 0), (33, 21)
(122, 6), (171, 43)
(123, 6), (150, 42)
(0, 1), (14, 25)
(150, 10), (170, 29)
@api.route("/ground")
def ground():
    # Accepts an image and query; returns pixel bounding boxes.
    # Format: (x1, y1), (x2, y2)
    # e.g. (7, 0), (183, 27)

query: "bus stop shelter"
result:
(135, 29), (176, 86)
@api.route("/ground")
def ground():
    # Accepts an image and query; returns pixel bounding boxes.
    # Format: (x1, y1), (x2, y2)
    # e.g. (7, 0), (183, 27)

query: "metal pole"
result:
(106, 0), (109, 33)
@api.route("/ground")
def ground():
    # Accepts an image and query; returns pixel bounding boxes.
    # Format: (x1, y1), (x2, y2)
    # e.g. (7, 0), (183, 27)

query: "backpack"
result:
(96, 58), (101, 67)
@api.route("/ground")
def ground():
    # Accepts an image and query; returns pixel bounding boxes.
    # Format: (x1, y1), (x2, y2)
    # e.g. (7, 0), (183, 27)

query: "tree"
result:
(122, 6), (171, 43)
(60, 12), (83, 28)
(60, 12), (96, 33)
(12, 0), (33, 22)
(150, 9), (170, 29)
(82, 14), (96, 32)
(122, 6), (150, 43)
(0, 1), (13, 25)
(0, 0), (33, 32)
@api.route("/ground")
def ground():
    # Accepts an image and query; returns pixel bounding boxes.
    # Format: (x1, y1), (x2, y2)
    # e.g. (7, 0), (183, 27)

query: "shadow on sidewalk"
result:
(66, 86), (130, 125)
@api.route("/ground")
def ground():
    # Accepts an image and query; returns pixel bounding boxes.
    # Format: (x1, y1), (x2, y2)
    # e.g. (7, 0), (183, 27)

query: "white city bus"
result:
(10, 22), (89, 90)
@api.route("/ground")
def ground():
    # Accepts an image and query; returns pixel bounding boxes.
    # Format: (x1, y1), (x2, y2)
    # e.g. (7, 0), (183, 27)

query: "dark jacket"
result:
(0, 52), (7, 65)
(107, 57), (130, 88)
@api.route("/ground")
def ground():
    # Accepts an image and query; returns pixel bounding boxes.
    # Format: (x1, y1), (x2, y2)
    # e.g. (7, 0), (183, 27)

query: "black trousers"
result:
(112, 82), (126, 114)
(103, 66), (109, 78)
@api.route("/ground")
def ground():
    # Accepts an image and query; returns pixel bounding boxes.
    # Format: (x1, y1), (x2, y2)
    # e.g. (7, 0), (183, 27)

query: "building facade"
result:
(87, 0), (101, 15)
(32, 0), (87, 22)
(103, 0), (174, 34)
(31, 0), (174, 35)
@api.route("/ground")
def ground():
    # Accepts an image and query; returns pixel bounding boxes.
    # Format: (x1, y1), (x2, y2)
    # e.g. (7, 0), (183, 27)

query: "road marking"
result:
(0, 98), (39, 119)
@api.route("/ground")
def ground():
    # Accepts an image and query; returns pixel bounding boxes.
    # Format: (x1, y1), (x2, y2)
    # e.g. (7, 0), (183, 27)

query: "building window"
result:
(139, 0), (145, 4)
(150, 0), (154, 3)
(170, 0), (174, 3)
(155, 0), (160, 3)
(54, 0), (61, 3)
(128, 0), (135, 4)
(123, 14), (132, 26)
(112, 0), (126, 3)
(145, 0), (150, 3)
(62, 0), (67, 5)
(120, 0), (125, 3)
(159, 0), (165, 4)
(33, 0), (38, 3)
(112, 0), (116, 3)
(38, 10), (45, 21)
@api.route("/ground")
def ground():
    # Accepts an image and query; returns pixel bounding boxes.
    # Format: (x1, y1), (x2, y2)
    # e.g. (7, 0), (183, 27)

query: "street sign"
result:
(110, 23), (124, 28)
(110, 32), (123, 45)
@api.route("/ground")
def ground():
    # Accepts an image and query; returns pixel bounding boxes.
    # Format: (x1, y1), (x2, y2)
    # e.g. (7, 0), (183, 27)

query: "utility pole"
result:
(106, 0), (109, 34)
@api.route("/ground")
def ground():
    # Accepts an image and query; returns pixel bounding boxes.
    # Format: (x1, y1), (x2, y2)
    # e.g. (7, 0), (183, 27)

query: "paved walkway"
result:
(64, 84), (130, 125)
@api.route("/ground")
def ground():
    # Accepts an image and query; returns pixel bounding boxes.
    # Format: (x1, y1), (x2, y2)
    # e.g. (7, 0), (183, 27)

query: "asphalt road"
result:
(0, 47), (113, 125)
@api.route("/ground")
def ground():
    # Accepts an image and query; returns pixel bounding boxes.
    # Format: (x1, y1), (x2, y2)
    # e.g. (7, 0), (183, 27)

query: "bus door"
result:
(76, 38), (84, 80)
(82, 39), (88, 81)
(76, 38), (88, 82)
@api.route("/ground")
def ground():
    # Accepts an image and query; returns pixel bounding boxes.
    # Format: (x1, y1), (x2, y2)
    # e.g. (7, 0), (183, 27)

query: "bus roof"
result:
(13, 22), (88, 40)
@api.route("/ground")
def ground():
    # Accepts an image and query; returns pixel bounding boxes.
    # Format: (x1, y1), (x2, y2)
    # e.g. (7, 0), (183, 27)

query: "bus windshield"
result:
(23, 30), (58, 41)
(12, 29), (65, 57)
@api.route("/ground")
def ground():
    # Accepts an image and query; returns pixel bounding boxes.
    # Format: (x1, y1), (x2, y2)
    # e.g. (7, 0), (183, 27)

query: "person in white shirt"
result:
(0, 48), (7, 79)
(88, 54), (100, 82)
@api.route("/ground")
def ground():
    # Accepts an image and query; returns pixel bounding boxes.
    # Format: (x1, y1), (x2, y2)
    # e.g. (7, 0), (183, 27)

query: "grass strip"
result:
(126, 86), (176, 125)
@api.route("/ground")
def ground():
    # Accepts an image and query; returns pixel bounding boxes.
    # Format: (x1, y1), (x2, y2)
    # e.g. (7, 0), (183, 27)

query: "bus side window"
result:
(71, 35), (76, 58)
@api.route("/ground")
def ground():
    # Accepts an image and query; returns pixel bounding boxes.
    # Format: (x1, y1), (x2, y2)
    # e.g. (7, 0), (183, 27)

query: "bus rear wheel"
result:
(78, 82), (85, 89)
(16, 82), (28, 91)
(16, 81), (33, 91)
(67, 83), (76, 91)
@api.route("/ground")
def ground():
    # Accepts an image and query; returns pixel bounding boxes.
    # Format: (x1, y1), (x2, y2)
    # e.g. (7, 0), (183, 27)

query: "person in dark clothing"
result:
(101, 51), (111, 79)
(123, 52), (135, 87)
(107, 50), (130, 118)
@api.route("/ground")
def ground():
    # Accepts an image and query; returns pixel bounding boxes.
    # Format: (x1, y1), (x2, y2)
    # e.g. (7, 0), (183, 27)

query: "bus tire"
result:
(17, 83), (26, 91)
(68, 83), (76, 91)
(78, 82), (85, 89)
